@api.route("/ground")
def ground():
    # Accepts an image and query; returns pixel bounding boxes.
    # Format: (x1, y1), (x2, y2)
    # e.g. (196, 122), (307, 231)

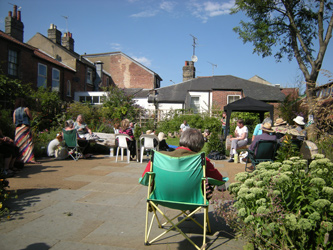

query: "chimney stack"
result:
(182, 61), (196, 82)
(48, 24), (62, 45)
(62, 32), (74, 51)
(5, 5), (24, 42)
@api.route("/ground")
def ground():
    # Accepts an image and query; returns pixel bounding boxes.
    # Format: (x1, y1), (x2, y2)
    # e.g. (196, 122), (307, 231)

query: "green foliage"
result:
(316, 135), (333, 162)
(101, 85), (142, 122)
(29, 87), (64, 132)
(215, 155), (333, 249)
(0, 73), (32, 109)
(279, 94), (308, 125)
(0, 109), (15, 139)
(275, 135), (302, 162)
(0, 156), (18, 220)
(232, 0), (333, 101)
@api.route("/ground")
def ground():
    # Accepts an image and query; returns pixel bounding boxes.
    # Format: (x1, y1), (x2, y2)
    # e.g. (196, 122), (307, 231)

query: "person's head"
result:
(158, 132), (167, 141)
(114, 122), (120, 129)
(204, 129), (210, 134)
(222, 111), (226, 118)
(15, 98), (26, 109)
(261, 123), (274, 134)
(65, 119), (74, 128)
(262, 117), (272, 125)
(129, 122), (134, 128)
(76, 114), (84, 123)
(179, 128), (204, 152)
(237, 119), (244, 128)
(120, 119), (130, 129)
(183, 120), (187, 125)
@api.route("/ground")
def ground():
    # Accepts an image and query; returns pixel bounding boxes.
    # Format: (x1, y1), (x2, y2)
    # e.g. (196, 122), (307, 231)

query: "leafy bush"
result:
(214, 155), (333, 249)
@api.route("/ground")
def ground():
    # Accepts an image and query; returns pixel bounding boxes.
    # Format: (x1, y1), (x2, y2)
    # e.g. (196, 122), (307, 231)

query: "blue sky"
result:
(1, 0), (332, 90)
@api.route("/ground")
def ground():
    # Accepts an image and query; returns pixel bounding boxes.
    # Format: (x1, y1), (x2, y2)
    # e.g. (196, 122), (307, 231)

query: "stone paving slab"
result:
(0, 155), (246, 249)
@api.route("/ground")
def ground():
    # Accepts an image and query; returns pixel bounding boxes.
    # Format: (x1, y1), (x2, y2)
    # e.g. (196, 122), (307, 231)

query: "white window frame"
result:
(190, 96), (200, 113)
(86, 68), (93, 84)
(52, 68), (60, 92)
(67, 80), (71, 97)
(8, 49), (18, 76)
(38, 63), (47, 88)
(227, 95), (241, 104)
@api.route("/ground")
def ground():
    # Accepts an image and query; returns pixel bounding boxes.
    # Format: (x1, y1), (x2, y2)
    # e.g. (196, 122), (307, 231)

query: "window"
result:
(8, 49), (18, 76)
(52, 68), (60, 91)
(190, 96), (200, 113)
(67, 80), (71, 97)
(93, 96), (99, 104)
(227, 95), (241, 104)
(37, 63), (47, 88)
(86, 68), (93, 84)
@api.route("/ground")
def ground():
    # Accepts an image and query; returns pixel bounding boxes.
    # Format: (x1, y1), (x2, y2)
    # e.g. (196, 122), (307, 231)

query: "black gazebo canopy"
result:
(223, 97), (274, 138)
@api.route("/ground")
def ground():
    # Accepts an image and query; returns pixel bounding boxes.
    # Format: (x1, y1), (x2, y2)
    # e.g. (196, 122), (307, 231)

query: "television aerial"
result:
(190, 34), (198, 62)
(61, 15), (69, 32)
(207, 61), (217, 75)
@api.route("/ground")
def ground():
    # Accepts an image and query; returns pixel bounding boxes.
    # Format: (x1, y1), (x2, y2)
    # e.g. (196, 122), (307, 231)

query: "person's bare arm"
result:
(25, 107), (33, 120)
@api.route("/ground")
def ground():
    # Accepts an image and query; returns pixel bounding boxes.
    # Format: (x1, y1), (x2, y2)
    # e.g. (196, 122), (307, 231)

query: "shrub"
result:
(213, 155), (333, 249)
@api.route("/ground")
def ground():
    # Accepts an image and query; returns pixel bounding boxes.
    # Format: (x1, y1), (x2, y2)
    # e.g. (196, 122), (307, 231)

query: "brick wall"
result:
(212, 90), (243, 109)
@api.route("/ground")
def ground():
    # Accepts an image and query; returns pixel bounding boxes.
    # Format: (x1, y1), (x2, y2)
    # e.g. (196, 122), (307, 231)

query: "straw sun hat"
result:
(274, 118), (287, 126)
(261, 122), (274, 133)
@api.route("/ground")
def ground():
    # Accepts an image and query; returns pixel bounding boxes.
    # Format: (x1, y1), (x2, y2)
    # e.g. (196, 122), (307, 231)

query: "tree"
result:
(232, 0), (333, 99)
(101, 85), (142, 122)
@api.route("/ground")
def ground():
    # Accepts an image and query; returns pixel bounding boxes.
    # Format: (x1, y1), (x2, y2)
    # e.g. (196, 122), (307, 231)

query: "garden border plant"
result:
(213, 154), (333, 249)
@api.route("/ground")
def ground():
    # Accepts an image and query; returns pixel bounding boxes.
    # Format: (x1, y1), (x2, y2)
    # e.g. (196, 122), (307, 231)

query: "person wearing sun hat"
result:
(249, 122), (277, 152)
(293, 115), (307, 142)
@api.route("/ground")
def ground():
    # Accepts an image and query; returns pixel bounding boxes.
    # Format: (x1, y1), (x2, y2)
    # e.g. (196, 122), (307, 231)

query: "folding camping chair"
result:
(62, 129), (85, 161)
(245, 140), (277, 171)
(139, 134), (159, 163)
(139, 150), (227, 250)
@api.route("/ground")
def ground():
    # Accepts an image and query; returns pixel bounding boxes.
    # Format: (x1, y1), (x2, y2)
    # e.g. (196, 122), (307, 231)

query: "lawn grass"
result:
(166, 137), (209, 154)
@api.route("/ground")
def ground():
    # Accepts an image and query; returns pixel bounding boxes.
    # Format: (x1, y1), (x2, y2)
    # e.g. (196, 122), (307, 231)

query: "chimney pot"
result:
(8, 11), (12, 17)
(17, 10), (21, 21)
(13, 5), (17, 19)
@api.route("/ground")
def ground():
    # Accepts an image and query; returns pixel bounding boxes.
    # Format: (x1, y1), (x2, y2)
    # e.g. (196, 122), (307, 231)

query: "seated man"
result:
(228, 119), (248, 162)
(142, 128), (223, 198)
(246, 122), (277, 170)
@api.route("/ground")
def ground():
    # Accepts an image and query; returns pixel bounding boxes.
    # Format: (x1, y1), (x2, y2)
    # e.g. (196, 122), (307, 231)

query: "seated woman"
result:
(63, 119), (91, 158)
(0, 129), (20, 177)
(119, 119), (136, 160)
(74, 114), (92, 139)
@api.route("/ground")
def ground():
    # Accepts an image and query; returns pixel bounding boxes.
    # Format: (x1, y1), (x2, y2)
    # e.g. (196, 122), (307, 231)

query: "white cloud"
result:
(131, 9), (159, 18)
(132, 56), (152, 67)
(110, 43), (122, 51)
(188, 0), (235, 23)
(160, 1), (177, 12)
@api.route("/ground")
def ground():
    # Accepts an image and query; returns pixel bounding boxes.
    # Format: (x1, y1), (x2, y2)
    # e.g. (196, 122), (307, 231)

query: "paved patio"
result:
(0, 155), (247, 250)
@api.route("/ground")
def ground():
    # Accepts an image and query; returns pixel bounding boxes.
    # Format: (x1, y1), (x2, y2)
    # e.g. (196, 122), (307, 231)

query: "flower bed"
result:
(214, 154), (333, 249)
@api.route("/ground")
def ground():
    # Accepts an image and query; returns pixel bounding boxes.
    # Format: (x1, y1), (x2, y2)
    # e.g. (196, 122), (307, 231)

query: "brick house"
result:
(27, 24), (112, 96)
(0, 6), (79, 105)
(82, 52), (162, 89)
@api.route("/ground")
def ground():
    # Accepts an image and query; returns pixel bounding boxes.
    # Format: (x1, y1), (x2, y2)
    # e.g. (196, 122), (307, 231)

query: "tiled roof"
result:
(0, 30), (74, 71)
(153, 75), (286, 103)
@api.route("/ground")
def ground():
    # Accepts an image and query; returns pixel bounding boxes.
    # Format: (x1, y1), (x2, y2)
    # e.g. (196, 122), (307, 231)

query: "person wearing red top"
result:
(142, 128), (223, 181)
(119, 118), (136, 160)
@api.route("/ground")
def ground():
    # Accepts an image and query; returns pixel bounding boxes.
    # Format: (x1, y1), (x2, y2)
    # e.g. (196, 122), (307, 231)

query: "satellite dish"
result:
(191, 55), (198, 62)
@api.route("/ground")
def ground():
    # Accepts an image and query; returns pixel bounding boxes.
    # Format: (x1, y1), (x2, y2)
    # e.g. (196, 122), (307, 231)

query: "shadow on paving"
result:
(4, 188), (58, 221)
(147, 211), (239, 249)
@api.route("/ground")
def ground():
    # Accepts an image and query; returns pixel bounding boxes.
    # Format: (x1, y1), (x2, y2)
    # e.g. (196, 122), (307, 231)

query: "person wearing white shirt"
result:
(180, 120), (190, 133)
(228, 119), (248, 162)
